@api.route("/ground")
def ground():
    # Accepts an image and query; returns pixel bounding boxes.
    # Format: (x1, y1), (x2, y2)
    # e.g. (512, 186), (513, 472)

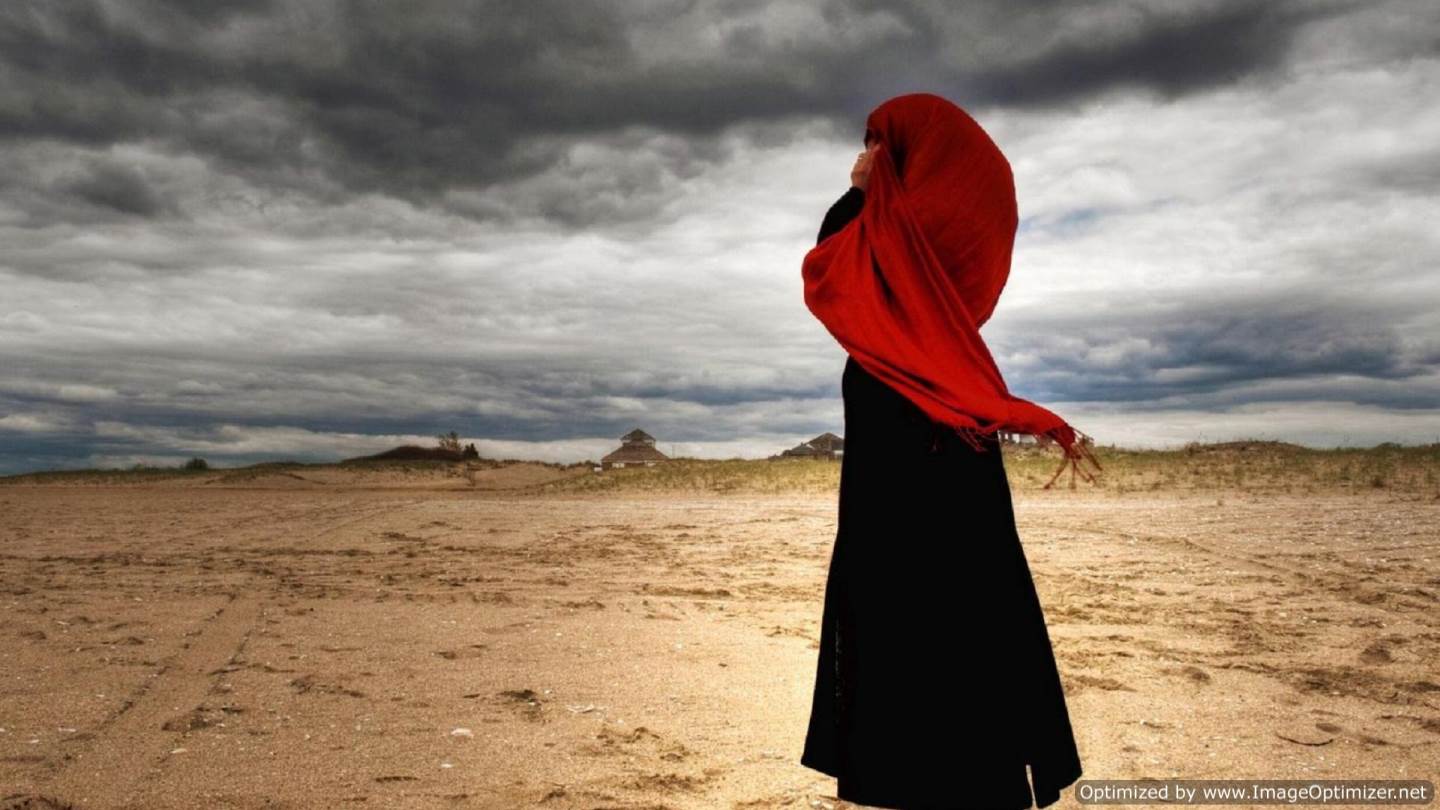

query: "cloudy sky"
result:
(2, 0), (1437, 474)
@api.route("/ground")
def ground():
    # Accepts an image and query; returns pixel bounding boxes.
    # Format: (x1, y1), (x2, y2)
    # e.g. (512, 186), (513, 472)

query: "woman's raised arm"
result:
(816, 186), (864, 246)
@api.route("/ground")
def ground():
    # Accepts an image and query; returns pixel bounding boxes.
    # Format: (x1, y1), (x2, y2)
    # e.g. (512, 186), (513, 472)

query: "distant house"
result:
(997, 430), (1040, 446)
(600, 428), (671, 470)
(775, 431), (845, 460)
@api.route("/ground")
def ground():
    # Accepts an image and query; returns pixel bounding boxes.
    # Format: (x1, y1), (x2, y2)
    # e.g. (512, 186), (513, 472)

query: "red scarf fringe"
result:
(926, 422), (1104, 490)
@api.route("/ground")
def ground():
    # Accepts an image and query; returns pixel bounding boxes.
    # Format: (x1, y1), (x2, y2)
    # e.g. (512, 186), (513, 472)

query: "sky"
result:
(2, 0), (1438, 474)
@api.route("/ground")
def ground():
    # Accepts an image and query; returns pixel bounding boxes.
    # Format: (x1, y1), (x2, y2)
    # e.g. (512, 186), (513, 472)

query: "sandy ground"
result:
(1, 473), (1437, 809)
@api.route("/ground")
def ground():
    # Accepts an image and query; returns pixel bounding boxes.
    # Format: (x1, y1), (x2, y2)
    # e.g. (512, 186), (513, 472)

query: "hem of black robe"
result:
(834, 770), (1038, 810)
(799, 752), (1082, 810)
(1031, 759), (1084, 809)
(798, 747), (838, 779)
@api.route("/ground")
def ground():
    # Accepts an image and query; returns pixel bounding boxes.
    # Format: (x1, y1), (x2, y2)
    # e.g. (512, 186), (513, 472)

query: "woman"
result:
(797, 94), (1100, 810)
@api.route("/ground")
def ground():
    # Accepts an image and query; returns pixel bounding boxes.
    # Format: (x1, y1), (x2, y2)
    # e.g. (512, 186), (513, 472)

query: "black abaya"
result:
(799, 186), (1084, 810)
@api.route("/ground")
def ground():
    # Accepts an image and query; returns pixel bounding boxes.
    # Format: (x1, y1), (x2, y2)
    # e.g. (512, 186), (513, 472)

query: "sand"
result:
(1, 467), (1437, 809)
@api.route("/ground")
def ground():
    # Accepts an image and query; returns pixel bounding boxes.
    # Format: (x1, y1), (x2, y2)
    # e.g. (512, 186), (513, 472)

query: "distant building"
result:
(600, 428), (671, 470)
(768, 429), (1043, 456)
(774, 431), (845, 460)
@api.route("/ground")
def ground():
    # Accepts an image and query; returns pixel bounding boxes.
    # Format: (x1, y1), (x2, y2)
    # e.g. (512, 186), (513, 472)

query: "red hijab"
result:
(802, 93), (1102, 488)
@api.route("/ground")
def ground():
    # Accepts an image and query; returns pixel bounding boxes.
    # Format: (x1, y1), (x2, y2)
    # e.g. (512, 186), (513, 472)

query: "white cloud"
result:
(0, 412), (70, 433)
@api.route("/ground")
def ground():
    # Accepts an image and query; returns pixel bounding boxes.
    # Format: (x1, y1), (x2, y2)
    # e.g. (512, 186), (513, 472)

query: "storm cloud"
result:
(2, 0), (1438, 473)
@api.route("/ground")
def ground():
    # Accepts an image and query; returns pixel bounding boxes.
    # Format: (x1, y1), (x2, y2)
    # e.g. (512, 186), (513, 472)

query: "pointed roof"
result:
(602, 443), (670, 463)
(782, 442), (823, 456)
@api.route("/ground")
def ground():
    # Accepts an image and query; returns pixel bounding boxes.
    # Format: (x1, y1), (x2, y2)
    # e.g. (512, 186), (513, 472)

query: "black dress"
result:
(799, 187), (1084, 810)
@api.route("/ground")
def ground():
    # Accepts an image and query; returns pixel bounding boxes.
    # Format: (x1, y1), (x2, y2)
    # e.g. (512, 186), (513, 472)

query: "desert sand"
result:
(1, 453), (1437, 809)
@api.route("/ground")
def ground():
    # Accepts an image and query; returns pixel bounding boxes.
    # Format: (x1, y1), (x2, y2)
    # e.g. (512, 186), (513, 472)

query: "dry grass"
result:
(539, 440), (1440, 497)
(3, 440), (1437, 497)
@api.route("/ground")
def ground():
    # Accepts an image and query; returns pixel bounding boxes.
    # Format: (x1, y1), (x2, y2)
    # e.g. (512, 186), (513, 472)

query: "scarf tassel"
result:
(935, 423), (1103, 490)
(1037, 428), (1103, 490)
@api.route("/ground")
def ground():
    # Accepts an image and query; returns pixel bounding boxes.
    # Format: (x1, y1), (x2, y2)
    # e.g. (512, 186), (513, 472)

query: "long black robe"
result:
(799, 186), (1084, 810)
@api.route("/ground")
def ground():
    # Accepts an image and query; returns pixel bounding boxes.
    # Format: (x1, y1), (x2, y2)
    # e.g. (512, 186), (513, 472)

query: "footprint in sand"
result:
(619, 769), (716, 794)
(497, 688), (548, 722)
(1376, 711), (1440, 736)
(1358, 634), (1410, 664)
(579, 722), (693, 763)
(1067, 672), (1135, 694)
(161, 703), (245, 732)
(288, 674), (366, 698)
(558, 598), (606, 610)
(1, 796), (76, 810)
(1177, 665), (1212, 684)
(433, 644), (487, 661)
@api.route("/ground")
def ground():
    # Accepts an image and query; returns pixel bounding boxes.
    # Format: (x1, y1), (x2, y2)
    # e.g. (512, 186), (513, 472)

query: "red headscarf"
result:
(802, 92), (1102, 488)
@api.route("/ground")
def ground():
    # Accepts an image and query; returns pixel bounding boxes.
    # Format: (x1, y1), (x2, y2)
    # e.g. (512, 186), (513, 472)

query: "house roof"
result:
(782, 442), (822, 456)
(621, 428), (655, 443)
(602, 443), (670, 462)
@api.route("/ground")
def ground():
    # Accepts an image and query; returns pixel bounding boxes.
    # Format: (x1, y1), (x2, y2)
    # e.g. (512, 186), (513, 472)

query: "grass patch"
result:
(5, 440), (1437, 496)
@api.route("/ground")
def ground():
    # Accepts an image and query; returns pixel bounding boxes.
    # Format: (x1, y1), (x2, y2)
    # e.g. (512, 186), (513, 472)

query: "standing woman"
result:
(798, 93), (1102, 810)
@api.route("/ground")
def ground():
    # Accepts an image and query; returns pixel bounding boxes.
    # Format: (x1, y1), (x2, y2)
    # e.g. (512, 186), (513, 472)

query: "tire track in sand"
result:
(27, 497), (415, 805)
(35, 594), (264, 806)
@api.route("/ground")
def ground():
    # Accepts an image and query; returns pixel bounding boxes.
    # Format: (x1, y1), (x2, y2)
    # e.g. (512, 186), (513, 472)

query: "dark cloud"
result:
(0, 0), (1360, 225)
(991, 291), (1436, 407)
(59, 157), (177, 217)
(960, 1), (1360, 107)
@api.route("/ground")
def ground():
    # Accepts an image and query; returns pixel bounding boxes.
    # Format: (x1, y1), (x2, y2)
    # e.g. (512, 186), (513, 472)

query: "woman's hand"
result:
(851, 141), (880, 191)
